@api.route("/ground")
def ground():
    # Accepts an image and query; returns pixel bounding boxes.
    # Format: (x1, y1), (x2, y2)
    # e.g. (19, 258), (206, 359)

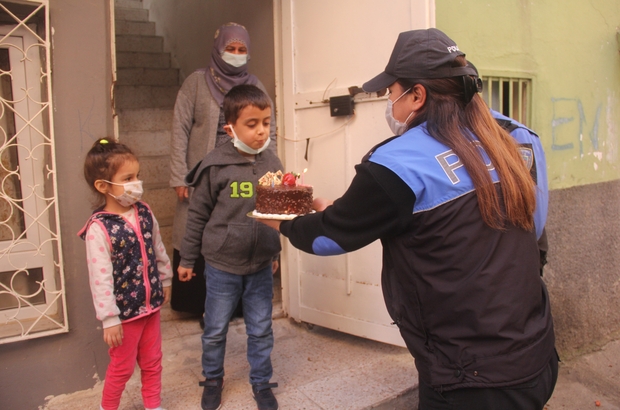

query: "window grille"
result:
(481, 75), (532, 127)
(0, 0), (67, 343)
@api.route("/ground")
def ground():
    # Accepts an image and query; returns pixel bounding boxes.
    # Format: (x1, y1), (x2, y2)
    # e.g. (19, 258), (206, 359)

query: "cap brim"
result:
(362, 71), (398, 93)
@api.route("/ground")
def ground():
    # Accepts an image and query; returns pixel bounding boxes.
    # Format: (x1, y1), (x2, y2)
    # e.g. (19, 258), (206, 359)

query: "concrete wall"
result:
(546, 181), (620, 357)
(437, 1), (620, 190)
(143, 0), (276, 101)
(437, 1), (620, 359)
(0, 1), (113, 409)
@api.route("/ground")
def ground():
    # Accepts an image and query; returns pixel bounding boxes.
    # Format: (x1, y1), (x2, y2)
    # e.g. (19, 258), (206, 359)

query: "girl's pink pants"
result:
(101, 310), (162, 410)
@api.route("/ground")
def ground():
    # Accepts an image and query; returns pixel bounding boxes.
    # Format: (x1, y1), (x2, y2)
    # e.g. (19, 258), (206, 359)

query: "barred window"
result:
(481, 75), (532, 127)
(0, 1), (67, 343)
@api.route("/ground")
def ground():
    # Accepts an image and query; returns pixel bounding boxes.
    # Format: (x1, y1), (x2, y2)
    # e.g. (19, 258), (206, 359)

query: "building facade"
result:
(1, 1), (619, 408)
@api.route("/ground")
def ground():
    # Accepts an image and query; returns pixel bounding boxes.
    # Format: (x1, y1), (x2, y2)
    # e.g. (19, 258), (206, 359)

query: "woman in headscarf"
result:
(169, 22), (277, 321)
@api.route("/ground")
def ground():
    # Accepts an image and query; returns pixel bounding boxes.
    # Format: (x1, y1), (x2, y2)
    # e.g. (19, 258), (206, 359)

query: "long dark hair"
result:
(401, 57), (535, 231)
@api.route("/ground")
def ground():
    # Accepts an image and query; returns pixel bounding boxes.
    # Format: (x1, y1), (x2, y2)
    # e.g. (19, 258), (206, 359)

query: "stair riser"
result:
(121, 130), (171, 156)
(117, 68), (179, 86)
(115, 7), (149, 22)
(142, 187), (176, 225)
(116, 35), (163, 53)
(116, 52), (171, 69)
(139, 156), (171, 186)
(115, 20), (156, 36)
(115, 0), (144, 10)
(115, 86), (178, 109)
(117, 108), (174, 132)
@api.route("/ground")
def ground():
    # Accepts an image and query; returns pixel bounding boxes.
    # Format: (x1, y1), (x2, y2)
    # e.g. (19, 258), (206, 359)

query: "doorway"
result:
(139, 0), (434, 347)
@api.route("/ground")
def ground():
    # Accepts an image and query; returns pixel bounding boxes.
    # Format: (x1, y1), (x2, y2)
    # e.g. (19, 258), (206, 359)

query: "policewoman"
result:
(259, 28), (558, 409)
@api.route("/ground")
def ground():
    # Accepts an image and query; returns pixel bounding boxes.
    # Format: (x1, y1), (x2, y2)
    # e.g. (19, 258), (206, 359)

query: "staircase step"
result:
(117, 51), (171, 69)
(116, 35), (163, 53)
(121, 130), (171, 156)
(115, 85), (178, 109)
(139, 155), (171, 186)
(115, 0), (144, 9)
(142, 186), (176, 228)
(117, 108), (174, 132)
(115, 7), (149, 22)
(115, 20), (155, 36)
(114, 0), (177, 251)
(117, 67), (179, 86)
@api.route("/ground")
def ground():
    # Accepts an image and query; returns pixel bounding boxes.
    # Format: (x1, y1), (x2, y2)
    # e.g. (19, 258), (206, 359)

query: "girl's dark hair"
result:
(400, 55), (536, 231)
(223, 84), (271, 124)
(83, 138), (137, 208)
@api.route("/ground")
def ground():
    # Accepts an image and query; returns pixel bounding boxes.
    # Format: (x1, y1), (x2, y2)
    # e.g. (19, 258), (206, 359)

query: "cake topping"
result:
(258, 171), (283, 186)
(282, 172), (298, 186)
(258, 171), (300, 187)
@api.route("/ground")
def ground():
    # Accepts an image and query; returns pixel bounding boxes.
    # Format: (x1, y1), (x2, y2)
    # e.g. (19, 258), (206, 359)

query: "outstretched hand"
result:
(254, 197), (333, 232)
(313, 197), (333, 212)
(257, 218), (282, 232)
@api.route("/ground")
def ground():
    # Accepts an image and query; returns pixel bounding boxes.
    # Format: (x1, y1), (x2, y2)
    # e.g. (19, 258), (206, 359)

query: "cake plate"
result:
(247, 210), (314, 220)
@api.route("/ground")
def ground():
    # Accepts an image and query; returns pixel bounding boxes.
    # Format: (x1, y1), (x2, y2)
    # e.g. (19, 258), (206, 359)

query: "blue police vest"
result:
(369, 123), (500, 215)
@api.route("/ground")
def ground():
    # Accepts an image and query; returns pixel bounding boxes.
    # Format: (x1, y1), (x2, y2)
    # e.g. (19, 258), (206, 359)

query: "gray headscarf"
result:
(206, 22), (259, 105)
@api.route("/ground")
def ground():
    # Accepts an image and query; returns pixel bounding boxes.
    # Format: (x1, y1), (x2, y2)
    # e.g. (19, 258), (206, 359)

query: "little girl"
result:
(78, 138), (172, 410)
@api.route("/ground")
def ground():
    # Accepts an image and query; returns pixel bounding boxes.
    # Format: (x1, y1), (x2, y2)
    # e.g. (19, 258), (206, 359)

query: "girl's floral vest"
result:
(80, 202), (164, 321)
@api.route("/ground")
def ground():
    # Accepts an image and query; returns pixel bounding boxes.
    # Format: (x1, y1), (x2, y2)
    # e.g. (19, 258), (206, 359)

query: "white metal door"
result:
(274, 0), (435, 346)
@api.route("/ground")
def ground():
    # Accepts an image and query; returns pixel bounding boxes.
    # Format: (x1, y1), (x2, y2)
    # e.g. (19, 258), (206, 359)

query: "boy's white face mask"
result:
(222, 52), (248, 67)
(230, 125), (270, 155)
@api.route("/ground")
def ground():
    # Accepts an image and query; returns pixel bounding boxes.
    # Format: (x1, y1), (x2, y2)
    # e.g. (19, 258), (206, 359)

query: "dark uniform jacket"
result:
(280, 121), (555, 391)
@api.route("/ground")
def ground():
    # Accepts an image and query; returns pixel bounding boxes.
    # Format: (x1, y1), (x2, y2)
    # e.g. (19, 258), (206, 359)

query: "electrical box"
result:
(329, 95), (354, 117)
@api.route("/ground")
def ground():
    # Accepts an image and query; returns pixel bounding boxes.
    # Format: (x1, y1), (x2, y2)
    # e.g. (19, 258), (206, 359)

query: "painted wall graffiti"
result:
(551, 97), (602, 157)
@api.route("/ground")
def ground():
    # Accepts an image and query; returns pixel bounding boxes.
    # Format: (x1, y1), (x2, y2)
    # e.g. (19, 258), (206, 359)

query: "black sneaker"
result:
(199, 378), (223, 410)
(252, 382), (278, 410)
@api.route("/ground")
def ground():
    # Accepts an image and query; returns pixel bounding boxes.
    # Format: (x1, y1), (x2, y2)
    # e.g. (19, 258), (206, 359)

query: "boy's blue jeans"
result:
(201, 262), (274, 385)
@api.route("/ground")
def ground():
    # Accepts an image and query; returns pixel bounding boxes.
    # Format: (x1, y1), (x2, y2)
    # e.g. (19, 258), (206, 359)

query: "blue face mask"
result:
(221, 52), (248, 67)
(230, 125), (270, 155)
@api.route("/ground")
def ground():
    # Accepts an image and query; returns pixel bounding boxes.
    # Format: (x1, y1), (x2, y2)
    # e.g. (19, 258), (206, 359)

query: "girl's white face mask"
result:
(105, 180), (143, 207)
(221, 52), (248, 67)
(230, 125), (270, 155)
(385, 87), (414, 136)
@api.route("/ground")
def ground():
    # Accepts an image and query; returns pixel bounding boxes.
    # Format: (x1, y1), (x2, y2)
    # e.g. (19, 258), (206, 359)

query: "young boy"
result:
(177, 84), (282, 410)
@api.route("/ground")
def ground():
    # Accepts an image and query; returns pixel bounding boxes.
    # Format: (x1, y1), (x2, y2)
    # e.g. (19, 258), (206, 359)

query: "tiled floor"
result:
(43, 304), (418, 410)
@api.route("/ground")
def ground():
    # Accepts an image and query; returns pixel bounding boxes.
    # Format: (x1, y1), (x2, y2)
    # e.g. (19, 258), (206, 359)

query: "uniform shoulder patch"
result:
(519, 147), (534, 171)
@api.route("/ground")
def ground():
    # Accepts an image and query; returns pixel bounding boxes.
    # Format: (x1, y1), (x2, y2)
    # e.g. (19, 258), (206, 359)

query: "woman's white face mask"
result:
(385, 87), (414, 136)
(222, 52), (248, 67)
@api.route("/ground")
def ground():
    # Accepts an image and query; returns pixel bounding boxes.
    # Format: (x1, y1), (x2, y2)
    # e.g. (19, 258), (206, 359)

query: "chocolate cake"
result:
(255, 171), (313, 215)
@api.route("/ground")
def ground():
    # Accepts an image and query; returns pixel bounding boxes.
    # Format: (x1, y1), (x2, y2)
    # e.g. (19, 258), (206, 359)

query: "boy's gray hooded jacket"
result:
(179, 140), (283, 275)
